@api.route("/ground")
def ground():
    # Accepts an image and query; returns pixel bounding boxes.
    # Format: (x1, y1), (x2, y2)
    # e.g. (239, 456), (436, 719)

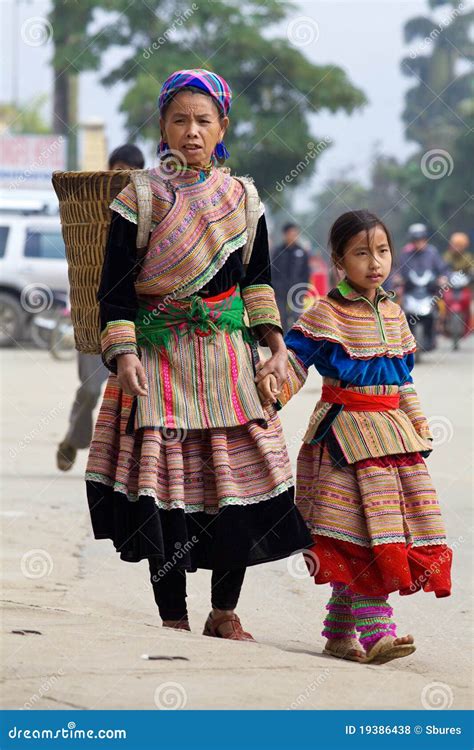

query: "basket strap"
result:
(234, 176), (261, 271)
(130, 170), (152, 257)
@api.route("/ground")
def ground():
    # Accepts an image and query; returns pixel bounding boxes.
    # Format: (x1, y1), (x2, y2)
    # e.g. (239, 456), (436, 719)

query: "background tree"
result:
(0, 96), (51, 134)
(299, 0), (473, 258)
(48, 0), (366, 187)
(48, 1), (104, 167)
(401, 0), (473, 151)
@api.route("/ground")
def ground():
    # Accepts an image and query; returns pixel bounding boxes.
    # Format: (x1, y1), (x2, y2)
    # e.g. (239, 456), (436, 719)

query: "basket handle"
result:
(234, 176), (261, 271)
(130, 171), (152, 257)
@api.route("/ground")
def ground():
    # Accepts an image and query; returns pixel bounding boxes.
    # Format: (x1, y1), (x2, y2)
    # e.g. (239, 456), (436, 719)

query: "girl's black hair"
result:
(108, 144), (145, 169)
(329, 209), (394, 262)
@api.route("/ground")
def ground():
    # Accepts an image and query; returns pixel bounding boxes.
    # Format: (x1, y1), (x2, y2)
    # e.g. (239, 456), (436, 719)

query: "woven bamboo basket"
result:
(52, 170), (136, 354)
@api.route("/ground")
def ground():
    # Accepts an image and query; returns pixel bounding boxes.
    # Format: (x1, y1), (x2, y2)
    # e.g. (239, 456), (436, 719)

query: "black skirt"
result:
(86, 480), (313, 570)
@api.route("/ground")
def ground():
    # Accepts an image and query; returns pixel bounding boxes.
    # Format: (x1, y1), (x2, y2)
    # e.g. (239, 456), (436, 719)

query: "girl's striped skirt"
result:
(296, 444), (452, 597)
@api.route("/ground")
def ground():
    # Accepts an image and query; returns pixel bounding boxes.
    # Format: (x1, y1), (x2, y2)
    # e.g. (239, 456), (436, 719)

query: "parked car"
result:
(0, 213), (69, 346)
(0, 189), (59, 216)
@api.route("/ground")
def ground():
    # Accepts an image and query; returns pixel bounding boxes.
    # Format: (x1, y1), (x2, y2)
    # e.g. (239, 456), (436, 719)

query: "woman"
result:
(85, 68), (312, 640)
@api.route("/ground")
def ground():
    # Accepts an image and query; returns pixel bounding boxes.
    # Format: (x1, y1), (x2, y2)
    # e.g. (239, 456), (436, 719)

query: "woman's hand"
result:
(116, 353), (148, 397)
(254, 349), (288, 391)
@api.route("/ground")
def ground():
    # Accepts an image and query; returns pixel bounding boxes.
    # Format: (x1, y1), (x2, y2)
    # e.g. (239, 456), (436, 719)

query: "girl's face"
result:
(334, 225), (392, 302)
(160, 90), (229, 168)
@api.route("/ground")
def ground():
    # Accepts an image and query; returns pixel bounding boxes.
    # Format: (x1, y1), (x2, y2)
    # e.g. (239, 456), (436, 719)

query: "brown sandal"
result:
(365, 635), (416, 664)
(162, 619), (191, 631)
(323, 637), (367, 663)
(202, 612), (255, 641)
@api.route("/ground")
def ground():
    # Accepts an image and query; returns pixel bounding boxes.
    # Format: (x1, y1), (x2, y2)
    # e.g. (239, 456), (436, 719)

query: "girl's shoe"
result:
(365, 635), (416, 664)
(162, 619), (191, 631)
(323, 637), (366, 662)
(203, 612), (255, 641)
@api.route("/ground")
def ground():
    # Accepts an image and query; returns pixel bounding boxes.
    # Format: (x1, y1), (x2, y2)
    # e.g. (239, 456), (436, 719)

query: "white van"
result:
(0, 214), (69, 346)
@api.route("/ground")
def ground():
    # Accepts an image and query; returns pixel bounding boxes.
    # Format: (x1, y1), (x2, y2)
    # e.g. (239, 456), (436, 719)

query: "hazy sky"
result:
(1, 0), (468, 195)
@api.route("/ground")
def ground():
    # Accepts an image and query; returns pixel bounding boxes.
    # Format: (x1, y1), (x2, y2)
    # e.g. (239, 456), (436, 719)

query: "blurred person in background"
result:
(56, 144), (145, 472)
(272, 222), (310, 332)
(443, 232), (473, 279)
(441, 231), (473, 341)
(397, 223), (448, 352)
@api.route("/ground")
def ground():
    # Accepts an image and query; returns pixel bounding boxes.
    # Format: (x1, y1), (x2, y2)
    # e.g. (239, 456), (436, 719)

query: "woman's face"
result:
(160, 90), (229, 168)
(335, 225), (392, 302)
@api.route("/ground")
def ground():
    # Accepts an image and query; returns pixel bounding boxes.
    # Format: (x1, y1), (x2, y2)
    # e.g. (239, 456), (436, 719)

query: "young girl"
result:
(257, 210), (452, 664)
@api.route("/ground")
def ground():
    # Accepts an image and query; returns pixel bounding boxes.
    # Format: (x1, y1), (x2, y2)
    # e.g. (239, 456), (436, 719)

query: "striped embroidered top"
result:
(279, 280), (433, 464)
(110, 165), (256, 300)
(98, 170), (282, 430)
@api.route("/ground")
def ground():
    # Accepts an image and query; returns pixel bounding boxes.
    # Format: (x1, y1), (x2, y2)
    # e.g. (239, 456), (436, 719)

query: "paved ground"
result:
(1, 337), (472, 710)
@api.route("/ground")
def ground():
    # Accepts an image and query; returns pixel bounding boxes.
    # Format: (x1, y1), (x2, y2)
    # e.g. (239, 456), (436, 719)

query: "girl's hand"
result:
(254, 349), (288, 390)
(257, 373), (280, 406)
(116, 353), (148, 397)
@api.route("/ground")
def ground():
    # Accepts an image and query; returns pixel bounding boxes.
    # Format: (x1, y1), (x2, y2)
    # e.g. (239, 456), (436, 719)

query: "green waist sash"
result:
(135, 287), (253, 348)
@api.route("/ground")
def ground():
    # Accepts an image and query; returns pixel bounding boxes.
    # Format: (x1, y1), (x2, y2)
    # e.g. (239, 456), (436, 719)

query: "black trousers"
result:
(408, 313), (436, 351)
(148, 558), (246, 621)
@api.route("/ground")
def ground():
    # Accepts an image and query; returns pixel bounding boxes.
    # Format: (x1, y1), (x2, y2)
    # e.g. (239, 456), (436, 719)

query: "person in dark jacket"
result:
(397, 224), (448, 352)
(272, 223), (310, 332)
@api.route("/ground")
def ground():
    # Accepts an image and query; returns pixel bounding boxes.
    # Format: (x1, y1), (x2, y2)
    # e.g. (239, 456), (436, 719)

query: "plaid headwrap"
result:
(158, 68), (232, 160)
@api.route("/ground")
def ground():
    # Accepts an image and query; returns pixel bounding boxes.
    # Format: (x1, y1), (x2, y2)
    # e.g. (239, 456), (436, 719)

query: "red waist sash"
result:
(321, 385), (400, 411)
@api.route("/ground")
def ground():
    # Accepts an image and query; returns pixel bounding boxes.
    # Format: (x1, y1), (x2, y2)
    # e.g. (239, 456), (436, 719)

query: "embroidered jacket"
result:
(279, 280), (433, 464)
(98, 165), (282, 431)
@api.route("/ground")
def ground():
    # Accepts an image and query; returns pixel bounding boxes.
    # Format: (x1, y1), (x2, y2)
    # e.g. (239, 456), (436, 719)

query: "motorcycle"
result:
(443, 270), (471, 351)
(30, 291), (75, 360)
(402, 269), (437, 360)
